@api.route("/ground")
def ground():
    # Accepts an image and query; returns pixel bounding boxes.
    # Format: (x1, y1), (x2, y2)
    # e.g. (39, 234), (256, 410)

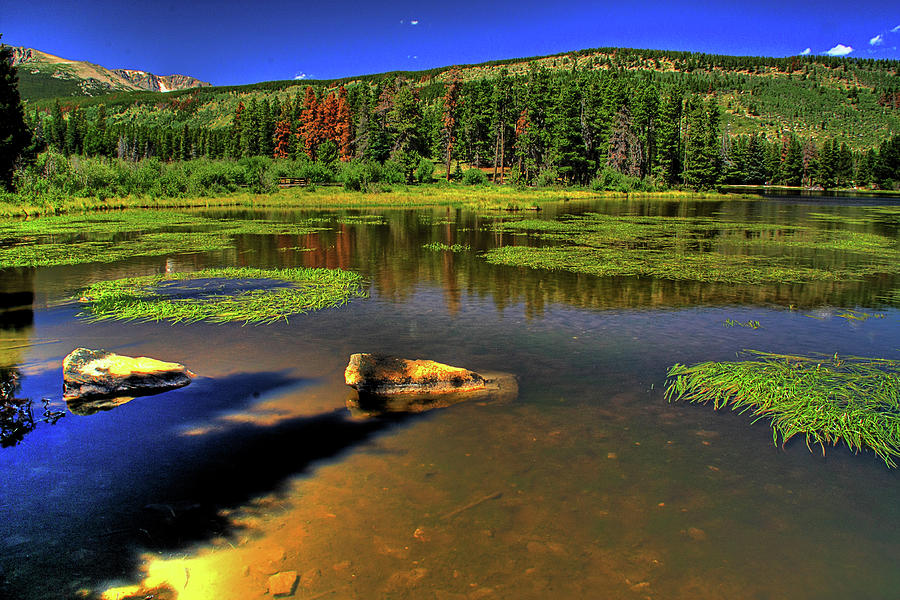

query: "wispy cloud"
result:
(870, 34), (884, 46)
(892, 25), (900, 33)
(294, 72), (308, 80)
(825, 43), (853, 56)
(800, 47), (811, 55)
(411, 19), (419, 25)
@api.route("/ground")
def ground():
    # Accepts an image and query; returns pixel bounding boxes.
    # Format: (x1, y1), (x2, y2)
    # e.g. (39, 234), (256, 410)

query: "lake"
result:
(1, 194), (899, 600)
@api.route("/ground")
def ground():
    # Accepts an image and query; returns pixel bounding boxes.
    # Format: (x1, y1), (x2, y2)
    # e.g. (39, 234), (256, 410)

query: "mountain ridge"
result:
(8, 46), (210, 98)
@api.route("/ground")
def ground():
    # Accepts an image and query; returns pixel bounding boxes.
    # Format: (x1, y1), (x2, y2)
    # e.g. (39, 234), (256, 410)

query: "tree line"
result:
(14, 61), (900, 192)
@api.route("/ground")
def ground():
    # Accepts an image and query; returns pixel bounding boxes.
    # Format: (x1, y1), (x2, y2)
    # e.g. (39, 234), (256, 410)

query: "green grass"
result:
(484, 212), (900, 284)
(77, 267), (368, 324)
(665, 351), (900, 467)
(0, 185), (746, 218)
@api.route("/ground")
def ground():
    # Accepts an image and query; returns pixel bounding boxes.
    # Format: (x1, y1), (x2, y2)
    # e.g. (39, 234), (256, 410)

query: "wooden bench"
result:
(278, 177), (310, 188)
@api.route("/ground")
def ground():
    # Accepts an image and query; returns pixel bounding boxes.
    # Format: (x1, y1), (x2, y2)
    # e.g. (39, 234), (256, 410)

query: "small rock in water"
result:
(300, 567), (320, 589)
(267, 571), (298, 597)
(63, 348), (194, 401)
(686, 527), (707, 541)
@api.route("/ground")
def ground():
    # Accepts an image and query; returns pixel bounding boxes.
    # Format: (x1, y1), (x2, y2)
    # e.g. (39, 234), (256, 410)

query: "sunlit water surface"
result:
(1, 195), (899, 600)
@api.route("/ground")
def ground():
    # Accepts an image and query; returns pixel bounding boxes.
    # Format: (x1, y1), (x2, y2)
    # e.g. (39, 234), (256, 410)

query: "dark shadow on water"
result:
(153, 278), (294, 301)
(0, 369), (417, 600)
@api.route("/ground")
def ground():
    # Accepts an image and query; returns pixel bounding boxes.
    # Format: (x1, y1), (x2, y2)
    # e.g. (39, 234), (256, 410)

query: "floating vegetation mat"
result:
(665, 351), (900, 467)
(879, 289), (900, 307)
(485, 213), (900, 284)
(78, 267), (367, 324)
(0, 211), (328, 268)
(422, 242), (470, 252)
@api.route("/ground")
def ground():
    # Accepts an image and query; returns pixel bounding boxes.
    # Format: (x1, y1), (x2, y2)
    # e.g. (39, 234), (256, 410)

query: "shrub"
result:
(415, 157), (435, 184)
(338, 160), (382, 191)
(534, 168), (559, 188)
(381, 159), (407, 184)
(462, 168), (487, 186)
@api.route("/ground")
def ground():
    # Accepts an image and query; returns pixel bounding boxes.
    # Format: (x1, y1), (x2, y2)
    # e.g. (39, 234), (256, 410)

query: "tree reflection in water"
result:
(0, 368), (64, 447)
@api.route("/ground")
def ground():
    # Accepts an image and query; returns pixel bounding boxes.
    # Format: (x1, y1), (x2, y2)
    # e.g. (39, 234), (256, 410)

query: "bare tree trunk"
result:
(492, 130), (500, 183)
(499, 124), (505, 184)
(446, 140), (452, 181)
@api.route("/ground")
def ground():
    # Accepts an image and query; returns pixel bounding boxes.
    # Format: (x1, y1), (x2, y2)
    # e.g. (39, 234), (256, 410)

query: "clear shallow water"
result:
(1, 196), (899, 599)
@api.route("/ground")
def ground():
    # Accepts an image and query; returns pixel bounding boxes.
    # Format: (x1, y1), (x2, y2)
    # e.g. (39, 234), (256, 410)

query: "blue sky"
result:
(2, 0), (898, 86)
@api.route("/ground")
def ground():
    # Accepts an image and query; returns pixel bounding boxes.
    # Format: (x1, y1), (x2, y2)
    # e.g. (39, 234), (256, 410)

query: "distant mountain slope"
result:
(9, 47), (210, 99)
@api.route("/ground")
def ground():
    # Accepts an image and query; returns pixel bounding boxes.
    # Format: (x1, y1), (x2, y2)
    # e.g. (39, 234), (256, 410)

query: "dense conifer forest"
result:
(9, 47), (900, 197)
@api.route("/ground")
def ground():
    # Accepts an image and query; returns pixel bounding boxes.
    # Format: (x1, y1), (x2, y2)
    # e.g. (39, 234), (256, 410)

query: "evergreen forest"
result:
(8, 46), (900, 197)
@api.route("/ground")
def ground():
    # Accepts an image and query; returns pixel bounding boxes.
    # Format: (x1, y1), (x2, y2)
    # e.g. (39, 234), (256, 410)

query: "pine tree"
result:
(272, 105), (293, 159)
(654, 89), (682, 185)
(490, 69), (513, 183)
(228, 101), (244, 158)
(682, 98), (721, 189)
(606, 106), (641, 177)
(442, 68), (461, 180)
(299, 86), (320, 160)
(335, 86), (353, 161)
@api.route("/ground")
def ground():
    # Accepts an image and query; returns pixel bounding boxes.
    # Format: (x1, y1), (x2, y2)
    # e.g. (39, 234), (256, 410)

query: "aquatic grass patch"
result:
(725, 319), (761, 329)
(665, 351), (900, 467)
(879, 289), (900, 307)
(422, 242), (471, 252)
(483, 245), (865, 284)
(486, 212), (900, 284)
(0, 211), (327, 268)
(0, 232), (236, 268)
(78, 267), (368, 324)
(835, 309), (886, 322)
(335, 215), (387, 225)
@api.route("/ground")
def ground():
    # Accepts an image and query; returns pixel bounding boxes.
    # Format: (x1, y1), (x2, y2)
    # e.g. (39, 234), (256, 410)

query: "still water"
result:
(1, 195), (899, 599)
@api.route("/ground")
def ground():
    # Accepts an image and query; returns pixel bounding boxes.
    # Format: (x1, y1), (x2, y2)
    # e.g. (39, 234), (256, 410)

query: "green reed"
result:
(665, 351), (900, 467)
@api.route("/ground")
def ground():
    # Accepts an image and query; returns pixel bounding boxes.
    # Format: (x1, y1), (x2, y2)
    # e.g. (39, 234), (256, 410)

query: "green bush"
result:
(534, 168), (559, 188)
(415, 157), (435, 184)
(338, 160), (382, 191)
(462, 168), (488, 186)
(381, 159), (407, 184)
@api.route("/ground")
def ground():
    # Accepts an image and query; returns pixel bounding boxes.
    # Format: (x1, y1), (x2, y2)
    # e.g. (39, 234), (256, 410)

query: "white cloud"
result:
(294, 72), (308, 80)
(870, 34), (884, 46)
(800, 47), (811, 55)
(892, 25), (900, 33)
(825, 44), (853, 56)
(411, 19), (419, 25)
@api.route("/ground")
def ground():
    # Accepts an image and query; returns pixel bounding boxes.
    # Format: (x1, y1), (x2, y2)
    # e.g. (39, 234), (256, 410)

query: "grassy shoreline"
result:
(0, 185), (755, 218)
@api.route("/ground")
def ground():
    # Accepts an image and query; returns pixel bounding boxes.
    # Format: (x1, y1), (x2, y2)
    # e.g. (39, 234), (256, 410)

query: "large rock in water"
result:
(345, 353), (486, 396)
(63, 348), (193, 401)
(344, 353), (516, 416)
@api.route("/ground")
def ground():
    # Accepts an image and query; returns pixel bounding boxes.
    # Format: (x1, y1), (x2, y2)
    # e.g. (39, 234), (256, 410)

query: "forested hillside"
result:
(16, 47), (900, 193)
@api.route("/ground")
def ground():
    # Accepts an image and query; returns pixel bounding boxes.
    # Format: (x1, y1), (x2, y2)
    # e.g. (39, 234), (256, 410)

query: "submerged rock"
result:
(345, 353), (486, 396)
(66, 395), (135, 416)
(267, 571), (298, 596)
(63, 348), (194, 401)
(344, 353), (517, 416)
